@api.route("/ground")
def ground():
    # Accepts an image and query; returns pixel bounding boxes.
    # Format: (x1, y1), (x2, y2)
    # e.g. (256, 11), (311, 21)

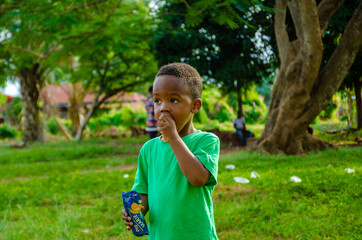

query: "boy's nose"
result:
(160, 102), (169, 112)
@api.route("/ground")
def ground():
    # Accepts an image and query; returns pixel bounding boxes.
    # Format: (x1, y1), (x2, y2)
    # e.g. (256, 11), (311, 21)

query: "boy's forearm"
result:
(168, 137), (210, 188)
(140, 193), (149, 215)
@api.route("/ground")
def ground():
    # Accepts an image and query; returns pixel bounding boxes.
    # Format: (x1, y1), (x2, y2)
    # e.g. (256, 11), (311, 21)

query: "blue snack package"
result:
(122, 191), (149, 237)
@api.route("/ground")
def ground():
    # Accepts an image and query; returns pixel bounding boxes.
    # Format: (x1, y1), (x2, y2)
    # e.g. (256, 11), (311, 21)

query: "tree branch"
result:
(318, 0), (345, 33)
(99, 79), (148, 104)
(298, 0), (323, 87)
(274, 0), (289, 66)
(182, 0), (191, 9)
(288, 0), (304, 42)
(65, 0), (109, 13)
(42, 0), (121, 60)
(303, 1), (362, 122)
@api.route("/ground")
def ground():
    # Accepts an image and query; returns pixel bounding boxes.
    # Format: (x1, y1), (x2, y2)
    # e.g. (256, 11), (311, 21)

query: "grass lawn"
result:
(0, 137), (361, 239)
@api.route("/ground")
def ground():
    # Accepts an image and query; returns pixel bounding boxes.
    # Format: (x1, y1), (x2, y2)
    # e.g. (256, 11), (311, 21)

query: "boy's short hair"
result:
(156, 63), (202, 99)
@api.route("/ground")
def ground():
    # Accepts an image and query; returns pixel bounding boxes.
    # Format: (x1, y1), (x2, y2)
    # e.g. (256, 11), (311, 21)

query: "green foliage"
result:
(45, 117), (59, 135)
(214, 100), (234, 123)
(319, 100), (337, 119)
(1, 97), (22, 127)
(154, 0), (275, 115)
(193, 106), (209, 124)
(0, 124), (18, 139)
(0, 94), (6, 105)
(312, 122), (362, 144)
(0, 138), (360, 239)
(87, 105), (146, 132)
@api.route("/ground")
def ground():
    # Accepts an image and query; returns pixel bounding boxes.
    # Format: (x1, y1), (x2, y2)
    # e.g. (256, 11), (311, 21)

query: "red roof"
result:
(39, 84), (146, 107)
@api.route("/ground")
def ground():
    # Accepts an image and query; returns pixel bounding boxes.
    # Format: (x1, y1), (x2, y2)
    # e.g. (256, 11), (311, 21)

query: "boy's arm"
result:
(158, 113), (211, 187)
(140, 193), (149, 215)
(168, 137), (211, 188)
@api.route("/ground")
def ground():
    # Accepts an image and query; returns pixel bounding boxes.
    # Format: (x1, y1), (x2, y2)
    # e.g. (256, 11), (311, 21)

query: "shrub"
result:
(0, 124), (18, 139)
(87, 105), (147, 132)
(214, 100), (234, 123)
(1, 97), (22, 127)
(194, 107), (209, 124)
(319, 100), (337, 119)
(46, 117), (59, 135)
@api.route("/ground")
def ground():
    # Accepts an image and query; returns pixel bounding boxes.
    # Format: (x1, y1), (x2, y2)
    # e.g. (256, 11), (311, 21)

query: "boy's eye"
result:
(154, 99), (160, 104)
(170, 99), (179, 103)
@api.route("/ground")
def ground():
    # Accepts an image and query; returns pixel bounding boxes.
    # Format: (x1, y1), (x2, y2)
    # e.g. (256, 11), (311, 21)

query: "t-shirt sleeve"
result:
(132, 146), (148, 194)
(193, 133), (220, 187)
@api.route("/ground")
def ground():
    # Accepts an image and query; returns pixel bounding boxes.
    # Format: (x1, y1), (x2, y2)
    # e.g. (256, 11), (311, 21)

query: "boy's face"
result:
(153, 75), (200, 136)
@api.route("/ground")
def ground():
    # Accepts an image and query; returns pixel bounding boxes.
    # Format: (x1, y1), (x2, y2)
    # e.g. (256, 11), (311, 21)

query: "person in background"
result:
(233, 110), (253, 146)
(144, 86), (158, 139)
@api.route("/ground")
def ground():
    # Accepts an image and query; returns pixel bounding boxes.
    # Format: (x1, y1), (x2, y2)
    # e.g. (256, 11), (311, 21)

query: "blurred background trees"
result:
(0, 0), (361, 154)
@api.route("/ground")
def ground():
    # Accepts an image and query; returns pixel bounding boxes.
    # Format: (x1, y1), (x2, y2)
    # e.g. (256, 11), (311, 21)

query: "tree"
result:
(255, 0), (362, 154)
(0, 0), (157, 143)
(0, 0), (121, 143)
(67, 2), (157, 140)
(337, 51), (361, 129)
(321, 0), (361, 129)
(153, 0), (274, 114)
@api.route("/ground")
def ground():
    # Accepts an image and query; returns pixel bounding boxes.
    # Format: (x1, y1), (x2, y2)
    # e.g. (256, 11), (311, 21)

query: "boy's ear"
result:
(191, 98), (202, 113)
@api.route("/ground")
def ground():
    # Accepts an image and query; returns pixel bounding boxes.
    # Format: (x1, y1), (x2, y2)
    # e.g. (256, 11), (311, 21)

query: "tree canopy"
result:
(153, 0), (275, 113)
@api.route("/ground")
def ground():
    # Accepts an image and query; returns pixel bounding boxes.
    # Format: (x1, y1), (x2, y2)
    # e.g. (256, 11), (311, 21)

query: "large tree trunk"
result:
(255, 0), (362, 155)
(354, 77), (362, 129)
(19, 63), (43, 143)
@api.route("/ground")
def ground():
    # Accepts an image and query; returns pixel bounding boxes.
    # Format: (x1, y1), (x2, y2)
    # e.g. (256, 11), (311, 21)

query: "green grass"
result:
(0, 138), (361, 239)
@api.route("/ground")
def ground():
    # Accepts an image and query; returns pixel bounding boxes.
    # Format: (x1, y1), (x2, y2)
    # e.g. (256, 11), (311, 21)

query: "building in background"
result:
(39, 84), (146, 119)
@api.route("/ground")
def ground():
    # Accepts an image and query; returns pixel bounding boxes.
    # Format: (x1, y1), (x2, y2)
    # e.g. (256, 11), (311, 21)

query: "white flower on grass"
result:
(123, 174), (129, 178)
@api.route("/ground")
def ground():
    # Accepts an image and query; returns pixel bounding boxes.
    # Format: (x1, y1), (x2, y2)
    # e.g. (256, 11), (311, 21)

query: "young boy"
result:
(122, 63), (220, 239)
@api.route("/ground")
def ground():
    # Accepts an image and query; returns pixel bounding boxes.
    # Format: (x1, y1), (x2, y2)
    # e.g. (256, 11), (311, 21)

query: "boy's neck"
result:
(178, 122), (197, 138)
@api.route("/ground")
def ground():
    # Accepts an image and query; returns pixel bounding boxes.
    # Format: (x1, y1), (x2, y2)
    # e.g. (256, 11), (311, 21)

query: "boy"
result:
(122, 63), (220, 239)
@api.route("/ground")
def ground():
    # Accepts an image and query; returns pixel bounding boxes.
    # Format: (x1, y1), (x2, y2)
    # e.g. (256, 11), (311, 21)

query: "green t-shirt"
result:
(132, 130), (220, 240)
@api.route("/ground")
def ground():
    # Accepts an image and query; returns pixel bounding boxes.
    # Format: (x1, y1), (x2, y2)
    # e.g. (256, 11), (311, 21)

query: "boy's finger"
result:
(124, 220), (133, 226)
(121, 209), (128, 216)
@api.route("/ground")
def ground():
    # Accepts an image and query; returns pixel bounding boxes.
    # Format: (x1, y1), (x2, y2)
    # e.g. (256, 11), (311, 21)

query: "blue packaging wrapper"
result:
(122, 191), (149, 237)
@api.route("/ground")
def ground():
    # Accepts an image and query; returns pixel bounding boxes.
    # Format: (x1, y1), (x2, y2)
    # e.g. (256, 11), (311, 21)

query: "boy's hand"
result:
(158, 112), (178, 142)
(121, 208), (134, 230)
(121, 206), (145, 230)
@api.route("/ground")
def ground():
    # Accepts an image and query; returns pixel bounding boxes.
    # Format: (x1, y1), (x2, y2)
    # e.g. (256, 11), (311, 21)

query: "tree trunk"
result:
(255, 0), (362, 155)
(346, 89), (354, 127)
(75, 102), (99, 141)
(237, 85), (243, 114)
(19, 63), (43, 143)
(354, 77), (362, 129)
